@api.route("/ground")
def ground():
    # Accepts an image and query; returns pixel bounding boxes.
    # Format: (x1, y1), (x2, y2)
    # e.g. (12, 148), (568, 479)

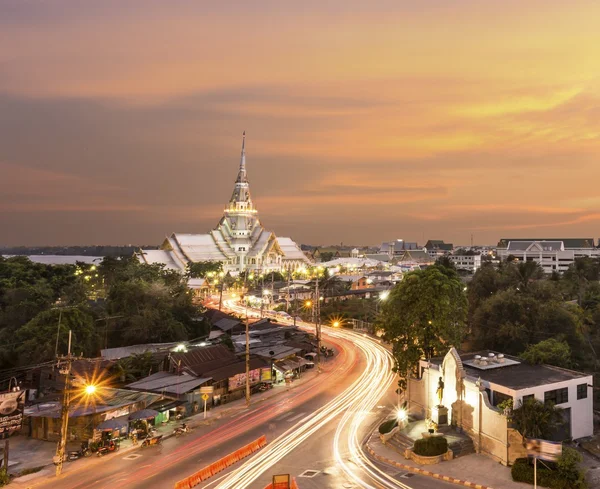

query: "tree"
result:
(509, 398), (563, 440)
(435, 256), (456, 271)
(520, 339), (572, 368)
(378, 266), (467, 391)
(186, 261), (223, 279)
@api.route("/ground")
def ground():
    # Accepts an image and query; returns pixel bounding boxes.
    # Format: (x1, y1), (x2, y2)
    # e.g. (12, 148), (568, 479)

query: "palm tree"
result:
(509, 398), (563, 440)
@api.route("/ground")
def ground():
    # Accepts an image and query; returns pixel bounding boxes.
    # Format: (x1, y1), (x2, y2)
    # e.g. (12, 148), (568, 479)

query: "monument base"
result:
(432, 405), (448, 426)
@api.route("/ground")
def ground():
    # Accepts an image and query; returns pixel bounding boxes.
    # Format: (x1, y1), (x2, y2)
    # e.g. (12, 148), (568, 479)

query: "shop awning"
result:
(149, 399), (186, 412)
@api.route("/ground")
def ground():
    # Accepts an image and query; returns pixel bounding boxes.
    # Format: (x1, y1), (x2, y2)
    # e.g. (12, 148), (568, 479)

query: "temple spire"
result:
(237, 131), (247, 183)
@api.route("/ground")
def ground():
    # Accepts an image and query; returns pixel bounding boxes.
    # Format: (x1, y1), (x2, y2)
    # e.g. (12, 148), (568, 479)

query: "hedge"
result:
(511, 458), (587, 489)
(413, 436), (448, 457)
(378, 419), (398, 434)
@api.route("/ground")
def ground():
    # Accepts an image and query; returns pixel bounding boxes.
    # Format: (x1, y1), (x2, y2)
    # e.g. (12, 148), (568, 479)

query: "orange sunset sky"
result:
(1, 0), (600, 247)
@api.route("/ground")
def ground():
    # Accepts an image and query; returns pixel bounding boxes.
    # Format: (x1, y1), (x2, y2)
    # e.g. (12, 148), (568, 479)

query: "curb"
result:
(365, 443), (495, 489)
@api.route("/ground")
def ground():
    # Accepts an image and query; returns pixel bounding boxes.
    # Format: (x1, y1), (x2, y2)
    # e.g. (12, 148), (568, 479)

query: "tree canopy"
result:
(377, 265), (467, 390)
(0, 255), (206, 370)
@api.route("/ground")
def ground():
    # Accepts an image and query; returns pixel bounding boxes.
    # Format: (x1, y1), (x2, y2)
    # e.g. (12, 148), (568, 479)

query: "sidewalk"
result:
(366, 431), (531, 489)
(7, 363), (324, 484)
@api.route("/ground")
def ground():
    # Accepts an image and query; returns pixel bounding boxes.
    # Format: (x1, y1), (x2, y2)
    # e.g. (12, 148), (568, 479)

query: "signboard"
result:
(0, 390), (26, 440)
(526, 438), (562, 462)
(201, 394), (209, 401)
(272, 474), (290, 489)
(228, 369), (260, 390)
(260, 368), (272, 382)
(200, 386), (214, 395)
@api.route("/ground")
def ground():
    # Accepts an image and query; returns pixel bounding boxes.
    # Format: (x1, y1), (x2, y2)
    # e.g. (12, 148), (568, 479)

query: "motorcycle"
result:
(67, 442), (92, 461)
(97, 440), (119, 457)
(141, 434), (163, 447)
(173, 424), (191, 437)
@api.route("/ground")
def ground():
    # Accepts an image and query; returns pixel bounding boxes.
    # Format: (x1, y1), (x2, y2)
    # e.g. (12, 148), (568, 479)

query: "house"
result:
(169, 345), (268, 404)
(448, 254), (482, 273)
(397, 250), (433, 265)
(496, 239), (600, 273)
(25, 389), (162, 442)
(408, 348), (593, 465)
(380, 240), (420, 257)
(125, 371), (211, 417)
(423, 240), (453, 257)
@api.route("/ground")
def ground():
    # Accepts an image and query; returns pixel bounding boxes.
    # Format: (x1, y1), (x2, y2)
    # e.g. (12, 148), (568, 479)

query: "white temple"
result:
(138, 134), (310, 275)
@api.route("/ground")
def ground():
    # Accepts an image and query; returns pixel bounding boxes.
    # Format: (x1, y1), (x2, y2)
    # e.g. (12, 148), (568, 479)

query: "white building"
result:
(448, 254), (482, 273)
(138, 135), (310, 275)
(409, 348), (593, 465)
(496, 238), (600, 273)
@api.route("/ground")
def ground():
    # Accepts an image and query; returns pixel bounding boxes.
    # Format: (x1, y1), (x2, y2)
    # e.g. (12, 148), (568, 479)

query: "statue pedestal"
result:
(432, 405), (448, 427)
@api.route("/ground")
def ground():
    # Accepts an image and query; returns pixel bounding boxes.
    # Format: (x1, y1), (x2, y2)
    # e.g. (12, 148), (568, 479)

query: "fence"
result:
(174, 435), (267, 489)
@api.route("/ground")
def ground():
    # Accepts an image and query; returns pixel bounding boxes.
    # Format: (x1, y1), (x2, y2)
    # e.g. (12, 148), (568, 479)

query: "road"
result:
(29, 324), (361, 489)
(216, 298), (457, 489)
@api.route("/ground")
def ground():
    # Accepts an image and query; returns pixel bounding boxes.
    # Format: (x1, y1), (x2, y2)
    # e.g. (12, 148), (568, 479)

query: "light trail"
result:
(213, 328), (404, 489)
(220, 297), (421, 489)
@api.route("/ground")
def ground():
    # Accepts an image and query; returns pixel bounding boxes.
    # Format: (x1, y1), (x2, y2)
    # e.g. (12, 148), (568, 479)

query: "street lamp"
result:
(84, 384), (97, 396)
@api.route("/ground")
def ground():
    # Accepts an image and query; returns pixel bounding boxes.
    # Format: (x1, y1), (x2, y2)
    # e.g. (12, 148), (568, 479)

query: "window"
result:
(545, 387), (568, 405)
(522, 394), (534, 403)
(492, 391), (512, 407)
(577, 383), (588, 400)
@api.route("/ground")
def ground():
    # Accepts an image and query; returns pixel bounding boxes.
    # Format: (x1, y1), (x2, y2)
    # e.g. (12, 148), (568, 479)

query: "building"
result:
(448, 254), (482, 273)
(496, 238), (600, 273)
(379, 240), (419, 257)
(423, 240), (453, 257)
(138, 134), (310, 275)
(407, 348), (593, 465)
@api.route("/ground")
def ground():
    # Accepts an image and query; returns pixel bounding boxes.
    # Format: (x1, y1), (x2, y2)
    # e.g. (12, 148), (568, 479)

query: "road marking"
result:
(287, 412), (306, 422)
(122, 454), (142, 460)
(275, 411), (295, 420)
(299, 469), (320, 478)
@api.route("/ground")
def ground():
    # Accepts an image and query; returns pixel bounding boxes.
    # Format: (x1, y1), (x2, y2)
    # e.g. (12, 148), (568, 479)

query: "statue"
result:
(436, 377), (444, 406)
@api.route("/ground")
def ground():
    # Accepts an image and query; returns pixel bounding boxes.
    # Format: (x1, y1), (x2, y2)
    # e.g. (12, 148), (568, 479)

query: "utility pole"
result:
(55, 330), (72, 477)
(315, 274), (321, 373)
(245, 299), (251, 408)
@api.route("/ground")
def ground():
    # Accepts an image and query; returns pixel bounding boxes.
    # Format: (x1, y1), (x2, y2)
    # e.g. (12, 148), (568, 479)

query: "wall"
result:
(513, 374), (594, 440)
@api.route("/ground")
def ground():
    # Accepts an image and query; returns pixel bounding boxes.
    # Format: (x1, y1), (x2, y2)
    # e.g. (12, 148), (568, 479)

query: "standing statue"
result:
(436, 377), (444, 406)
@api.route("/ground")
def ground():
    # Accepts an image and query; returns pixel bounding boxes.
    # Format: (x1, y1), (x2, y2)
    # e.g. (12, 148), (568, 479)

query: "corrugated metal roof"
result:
(126, 372), (211, 395)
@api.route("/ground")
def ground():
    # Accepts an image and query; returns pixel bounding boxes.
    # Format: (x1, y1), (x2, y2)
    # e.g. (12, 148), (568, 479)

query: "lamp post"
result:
(54, 331), (99, 476)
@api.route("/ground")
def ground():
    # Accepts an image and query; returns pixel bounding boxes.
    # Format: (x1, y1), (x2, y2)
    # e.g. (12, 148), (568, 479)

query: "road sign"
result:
(526, 438), (562, 462)
(201, 393), (209, 401)
(200, 386), (214, 394)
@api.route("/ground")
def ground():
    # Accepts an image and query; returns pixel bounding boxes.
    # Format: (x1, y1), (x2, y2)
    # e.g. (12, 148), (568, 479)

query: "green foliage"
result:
(511, 453), (587, 489)
(509, 398), (563, 440)
(186, 261), (223, 279)
(521, 339), (572, 368)
(0, 468), (9, 486)
(378, 266), (467, 391)
(378, 418), (398, 434)
(434, 256), (456, 271)
(0, 255), (205, 370)
(413, 436), (448, 456)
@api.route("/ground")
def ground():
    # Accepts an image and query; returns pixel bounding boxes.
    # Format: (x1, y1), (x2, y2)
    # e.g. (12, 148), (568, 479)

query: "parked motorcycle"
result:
(67, 442), (92, 461)
(97, 440), (119, 457)
(173, 424), (191, 437)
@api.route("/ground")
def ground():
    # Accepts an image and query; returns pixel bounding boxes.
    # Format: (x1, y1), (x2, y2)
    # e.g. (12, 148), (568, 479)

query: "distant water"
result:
(2, 255), (103, 265)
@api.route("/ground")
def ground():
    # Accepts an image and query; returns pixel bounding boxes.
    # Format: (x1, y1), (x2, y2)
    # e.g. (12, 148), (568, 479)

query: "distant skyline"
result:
(2, 1), (600, 246)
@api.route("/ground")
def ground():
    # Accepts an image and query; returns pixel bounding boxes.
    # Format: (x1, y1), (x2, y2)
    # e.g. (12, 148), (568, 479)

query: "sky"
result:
(1, 0), (600, 247)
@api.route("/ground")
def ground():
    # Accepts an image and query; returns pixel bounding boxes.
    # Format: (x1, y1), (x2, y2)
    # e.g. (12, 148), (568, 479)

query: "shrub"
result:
(17, 466), (44, 477)
(378, 419), (398, 434)
(413, 436), (448, 457)
(511, 456), (587, 489)
(0, 468), (9, 486)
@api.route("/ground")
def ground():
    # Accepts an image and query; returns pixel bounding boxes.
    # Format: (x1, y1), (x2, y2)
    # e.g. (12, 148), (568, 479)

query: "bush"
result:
(413, 436), (448, 457)
(378, 419), (398, 434)
(17, 466), (44, 477)
(511, 456), (587, 489)
(0, 468), (9, 487)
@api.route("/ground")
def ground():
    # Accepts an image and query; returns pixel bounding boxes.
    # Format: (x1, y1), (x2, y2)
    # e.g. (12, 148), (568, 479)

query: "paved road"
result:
(27, 330), (359, 489)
